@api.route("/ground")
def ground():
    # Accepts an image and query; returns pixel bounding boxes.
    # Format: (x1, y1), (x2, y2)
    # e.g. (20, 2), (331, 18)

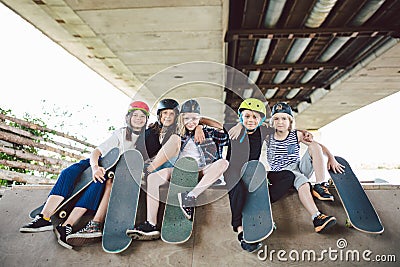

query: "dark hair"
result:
(125, 110), (148, 142)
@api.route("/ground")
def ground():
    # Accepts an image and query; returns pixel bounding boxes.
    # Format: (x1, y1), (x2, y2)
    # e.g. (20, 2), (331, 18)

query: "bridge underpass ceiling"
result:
(2, 0), (400, 128)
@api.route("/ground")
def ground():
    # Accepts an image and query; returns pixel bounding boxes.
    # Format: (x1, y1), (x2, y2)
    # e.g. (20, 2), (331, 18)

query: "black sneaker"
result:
(126, 221), (160, 241)
(66, 220), (103, 246)
(19, 214), (53, 233)
(313, 213), (336, 233)
(312, 183), (334, 201)
(177, 192), (196, 220)
(238, 232), (263, 253)
(54, 224), (73, 249)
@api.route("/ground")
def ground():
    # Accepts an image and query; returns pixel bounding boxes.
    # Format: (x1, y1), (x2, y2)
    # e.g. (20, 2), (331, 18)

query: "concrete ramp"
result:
(1, 186), (399, 266)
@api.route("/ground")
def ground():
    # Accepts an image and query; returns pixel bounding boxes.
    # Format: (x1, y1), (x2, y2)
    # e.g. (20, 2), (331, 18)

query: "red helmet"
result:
(128, 101), (150, 117)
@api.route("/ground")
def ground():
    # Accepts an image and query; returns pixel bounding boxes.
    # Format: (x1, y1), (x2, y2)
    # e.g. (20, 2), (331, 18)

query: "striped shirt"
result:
(267, 130), (300, 171)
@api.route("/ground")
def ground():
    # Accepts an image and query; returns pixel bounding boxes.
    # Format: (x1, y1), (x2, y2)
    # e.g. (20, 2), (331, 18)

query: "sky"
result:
(1, 3), (400, 169)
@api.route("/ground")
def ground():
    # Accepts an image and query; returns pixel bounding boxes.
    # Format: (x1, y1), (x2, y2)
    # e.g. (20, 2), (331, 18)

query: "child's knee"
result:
(308, 141), (322, 154)
(218, 159), (229, 171)
(147, 172), (164, 187)
(170, 134), (181, 144)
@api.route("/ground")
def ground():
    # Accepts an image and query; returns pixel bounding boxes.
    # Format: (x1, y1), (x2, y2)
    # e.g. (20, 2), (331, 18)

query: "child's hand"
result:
(327, 157), (345, 174)
(228, 123), (242, 140)
(194, 125), (205, 143)
(92, 166), (106, 183)
(298, 130), (313, 144)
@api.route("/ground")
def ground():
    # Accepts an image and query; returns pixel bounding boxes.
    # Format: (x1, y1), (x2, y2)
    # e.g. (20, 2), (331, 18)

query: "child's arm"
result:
(297, 129), (313, 144)
(199, 117), (223, 129)
(318, 143), (345, 174)
(195, 117), (223, 143)
(90, 148), (106, 183)
(228, 122), (242, 140)
(297, 131), (344, 174)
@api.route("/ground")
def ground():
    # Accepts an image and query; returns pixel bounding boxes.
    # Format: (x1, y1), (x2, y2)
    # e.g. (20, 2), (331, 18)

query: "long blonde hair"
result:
(177, 113), (187, 136)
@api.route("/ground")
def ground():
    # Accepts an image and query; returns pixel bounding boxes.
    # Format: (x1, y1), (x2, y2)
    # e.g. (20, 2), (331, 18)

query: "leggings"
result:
(227, 170), (295, 232)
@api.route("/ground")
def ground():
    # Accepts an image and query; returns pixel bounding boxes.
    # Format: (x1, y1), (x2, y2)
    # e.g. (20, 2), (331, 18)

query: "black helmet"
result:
(181, 99), (200, 114)
(271, 102), (294, 117)
(157, 98), (179, 115)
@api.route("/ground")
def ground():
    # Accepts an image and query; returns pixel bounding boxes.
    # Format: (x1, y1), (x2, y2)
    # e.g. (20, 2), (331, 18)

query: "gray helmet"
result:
(180, 99), (200, 114)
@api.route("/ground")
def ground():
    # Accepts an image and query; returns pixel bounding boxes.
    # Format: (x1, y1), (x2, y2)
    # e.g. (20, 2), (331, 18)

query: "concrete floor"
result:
(1, 186), (399, 267)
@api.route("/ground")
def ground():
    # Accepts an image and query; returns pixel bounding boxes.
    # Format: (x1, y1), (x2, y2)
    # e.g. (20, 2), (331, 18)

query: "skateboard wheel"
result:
(59, 210), (67, 219)
(108, 171), (115, 179)
(328, 179), (333, 186)
(345, 219), (352, 228)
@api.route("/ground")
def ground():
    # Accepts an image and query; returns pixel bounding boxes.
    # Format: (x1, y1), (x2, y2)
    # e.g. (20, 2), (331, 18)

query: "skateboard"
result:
(329, 156), (384, 234)
(241, 160), (274, 243)
(102, 149), (144, 253)
(30, 147), (120, 228)
(161, 157), (198, 244)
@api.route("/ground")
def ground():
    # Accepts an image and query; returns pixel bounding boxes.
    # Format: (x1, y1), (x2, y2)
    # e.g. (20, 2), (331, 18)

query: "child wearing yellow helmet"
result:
(224, 98), (296, 252)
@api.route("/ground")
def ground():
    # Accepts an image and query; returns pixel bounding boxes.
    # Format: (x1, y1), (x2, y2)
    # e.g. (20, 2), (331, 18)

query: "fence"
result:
(0, 113), (96, 185)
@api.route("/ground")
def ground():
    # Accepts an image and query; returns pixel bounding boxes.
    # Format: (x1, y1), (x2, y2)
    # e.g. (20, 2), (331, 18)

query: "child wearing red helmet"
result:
(20, 101), (150, 249)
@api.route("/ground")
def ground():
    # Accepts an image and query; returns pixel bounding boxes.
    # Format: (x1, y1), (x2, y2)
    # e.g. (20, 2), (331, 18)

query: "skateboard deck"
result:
(329, 156), (384, 234)
(102, 149), (144, 253)
(241, 160), (274, 243)
(30, 148), (120, 226)
(161, 157), (198, 244)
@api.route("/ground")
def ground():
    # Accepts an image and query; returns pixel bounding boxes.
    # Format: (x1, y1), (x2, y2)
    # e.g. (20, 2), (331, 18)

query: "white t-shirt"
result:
(179, 138), (205, 168)
(97, 127), (139, 156)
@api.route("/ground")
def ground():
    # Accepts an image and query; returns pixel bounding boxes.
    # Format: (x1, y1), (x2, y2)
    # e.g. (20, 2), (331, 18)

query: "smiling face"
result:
(159, 109), (176, 127)
(182, 112), (200, 131)
(129, 109), (147, 130)
(241, 109), (262, 131)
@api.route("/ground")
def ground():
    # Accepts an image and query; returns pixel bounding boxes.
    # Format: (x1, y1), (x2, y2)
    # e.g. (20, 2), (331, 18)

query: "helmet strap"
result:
(238, 114), (266, 143)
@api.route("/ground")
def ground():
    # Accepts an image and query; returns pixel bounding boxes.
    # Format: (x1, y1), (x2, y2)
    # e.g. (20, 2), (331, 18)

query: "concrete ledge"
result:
(1, 187), (399, 266)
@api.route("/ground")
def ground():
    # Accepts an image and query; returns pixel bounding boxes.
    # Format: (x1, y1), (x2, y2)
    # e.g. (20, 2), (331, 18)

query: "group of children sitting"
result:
(20, 97), (344, 253)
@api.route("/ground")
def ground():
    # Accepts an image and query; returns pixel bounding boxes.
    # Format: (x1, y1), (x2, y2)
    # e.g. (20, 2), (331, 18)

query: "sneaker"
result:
(177, 192), (196, 220)
(312, 183), (334, 201)
(237, 232), (262, 253)
(19, 214), (53, 233)
(66, 220), (103, 246)
(126, 221), (160, 240)
(54, 224), (73, 249)
(313, 213), (337, 233)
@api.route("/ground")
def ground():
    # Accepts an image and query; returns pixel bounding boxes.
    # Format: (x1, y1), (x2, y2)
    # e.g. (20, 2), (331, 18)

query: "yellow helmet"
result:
(238, 98), (266, 118)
